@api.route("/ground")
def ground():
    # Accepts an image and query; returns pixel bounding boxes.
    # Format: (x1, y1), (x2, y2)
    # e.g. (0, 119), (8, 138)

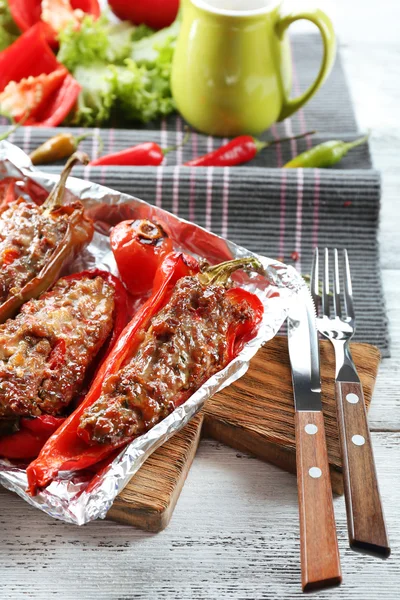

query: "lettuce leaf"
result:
(58, 14), (178, 126)
(69, 63), (116, 126)
(0, 0), (19, 52)
(57, 15), (136, 71)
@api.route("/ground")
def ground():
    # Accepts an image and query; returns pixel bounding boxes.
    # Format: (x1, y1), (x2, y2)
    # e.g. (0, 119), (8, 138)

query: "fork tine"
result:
(333, 248), (342, 318)
(322, 247), (330, 317)
(310, 248), (320, 311)
(343, 249), (355, 320)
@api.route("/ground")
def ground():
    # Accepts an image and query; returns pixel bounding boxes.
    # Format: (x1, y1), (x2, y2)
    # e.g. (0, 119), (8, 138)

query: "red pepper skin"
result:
(89, 143), (164, 167)
(110, 219), (174, 296)
(184, 136), (259, 167)
(8, 1), (100, 44)
(225, 288), (264, 359)
(0, 23), (60, 93)
(26, 252), (199, 494)
(0, 25), (81, 126)
(0, 416), (65, 460)
(27, 73), (82, 127)
(0, 269), (128, 462)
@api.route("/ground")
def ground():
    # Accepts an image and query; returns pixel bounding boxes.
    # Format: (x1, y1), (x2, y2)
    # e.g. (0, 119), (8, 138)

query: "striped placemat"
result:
(0, 34), (389, 355)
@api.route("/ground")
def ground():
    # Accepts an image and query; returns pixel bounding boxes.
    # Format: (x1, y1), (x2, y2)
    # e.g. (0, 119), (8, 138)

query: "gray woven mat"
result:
(0, 34), (389, 355)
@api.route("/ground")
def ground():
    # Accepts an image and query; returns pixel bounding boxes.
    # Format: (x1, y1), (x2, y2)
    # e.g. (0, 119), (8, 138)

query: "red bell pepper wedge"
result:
(25, 72), (82, 127)
(8, 1), (100, 43)
(0, 269), (128, 463)
(26, 252), (200, 493)
(0, 23), (59, 93)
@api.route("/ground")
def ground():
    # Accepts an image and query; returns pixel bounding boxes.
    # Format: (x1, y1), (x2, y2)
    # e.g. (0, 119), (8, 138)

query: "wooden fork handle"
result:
(335, 380), (390, 557)
(295, 411), (342, 591)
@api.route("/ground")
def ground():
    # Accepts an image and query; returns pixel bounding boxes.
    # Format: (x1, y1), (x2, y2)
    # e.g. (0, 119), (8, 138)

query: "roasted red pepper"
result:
(27, 253), (263, 494)
(184, 131), (315, 167)
(0, 416), (65, 460)
(0, 269), (128, 461)
(0, 153), (93, 323)
(110, 219), (174, 296)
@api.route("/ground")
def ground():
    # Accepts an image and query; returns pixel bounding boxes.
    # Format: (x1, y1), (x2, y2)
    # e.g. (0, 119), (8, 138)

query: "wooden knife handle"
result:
(295, 411), (342, 591)
(335, 381), (390, 556)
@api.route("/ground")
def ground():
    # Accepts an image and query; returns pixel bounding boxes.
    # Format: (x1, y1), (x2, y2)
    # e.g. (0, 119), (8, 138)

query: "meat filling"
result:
(0, 199), (68, 304)
(79, 276), (255, 445)
(0, 275), (115, 418)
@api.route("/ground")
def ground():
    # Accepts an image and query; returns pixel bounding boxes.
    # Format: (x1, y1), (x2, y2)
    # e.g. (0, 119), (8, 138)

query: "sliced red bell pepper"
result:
(0, 23), (59, 93)
(26, 254), (264, 495)
(26, 252), (200, 493)
(0, 23), (81, 126)
(0, 269), (128, 462)
(9, 1), (100, 43)
(25, 72), (82, 127)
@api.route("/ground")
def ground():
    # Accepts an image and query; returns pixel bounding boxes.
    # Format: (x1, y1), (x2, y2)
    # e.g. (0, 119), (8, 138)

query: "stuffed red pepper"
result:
(0, 269), (128, 460)
(27, 252), (264, 493)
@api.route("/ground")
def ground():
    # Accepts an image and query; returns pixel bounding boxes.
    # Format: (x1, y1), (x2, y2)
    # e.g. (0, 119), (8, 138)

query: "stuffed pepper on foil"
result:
(0, 152), (93, 323)
(0, 269), (128, 461)
(27, 251), (264, 494)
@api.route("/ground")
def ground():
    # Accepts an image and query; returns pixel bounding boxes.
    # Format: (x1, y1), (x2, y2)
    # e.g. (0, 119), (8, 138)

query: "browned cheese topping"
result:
(79, 276), (255, 446)
(0, 276), (115, 418)
(0, 199), (68, 304)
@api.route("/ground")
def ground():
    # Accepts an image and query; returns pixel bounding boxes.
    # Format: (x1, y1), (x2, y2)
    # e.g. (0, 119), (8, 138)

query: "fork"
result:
(311, 247), (390, 557)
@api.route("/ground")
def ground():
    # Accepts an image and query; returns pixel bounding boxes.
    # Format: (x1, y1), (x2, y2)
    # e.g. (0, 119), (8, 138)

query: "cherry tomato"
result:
(110, 219), (174, 296)
(108, 0), (179, 30)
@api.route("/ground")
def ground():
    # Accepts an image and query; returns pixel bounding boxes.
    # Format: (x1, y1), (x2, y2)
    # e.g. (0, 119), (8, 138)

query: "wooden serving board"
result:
(107, 337), (380, 531)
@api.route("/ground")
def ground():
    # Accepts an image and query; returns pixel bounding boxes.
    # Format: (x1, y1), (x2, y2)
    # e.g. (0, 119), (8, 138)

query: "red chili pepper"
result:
(110, 219), (174, 296)
(27, 253), (264, 494)
(184, 131), (316, 167)
(8, 0), (100, 46)
(0, 269), (128, 463)
(89, 142), (166, 167)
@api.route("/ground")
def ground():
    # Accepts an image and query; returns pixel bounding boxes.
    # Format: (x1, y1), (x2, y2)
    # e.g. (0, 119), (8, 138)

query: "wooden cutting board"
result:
(107, 337), (380, 531)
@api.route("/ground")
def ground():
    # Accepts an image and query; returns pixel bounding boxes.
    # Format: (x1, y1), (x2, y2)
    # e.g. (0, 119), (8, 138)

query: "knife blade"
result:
(287, 288), (341, 591)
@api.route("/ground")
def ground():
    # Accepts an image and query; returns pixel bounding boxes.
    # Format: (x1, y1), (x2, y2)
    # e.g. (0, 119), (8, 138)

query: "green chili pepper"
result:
(283, 134), (369, 168)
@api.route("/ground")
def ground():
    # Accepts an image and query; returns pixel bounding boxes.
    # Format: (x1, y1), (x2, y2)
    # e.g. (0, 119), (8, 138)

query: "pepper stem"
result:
(75, 132), (104, 155)
(44, 151), (89, 210)
(198, 257), (263, 286)
(163, 128), (191, 156)
(254, 130), (317, 154)
(343, 132), (370, 151)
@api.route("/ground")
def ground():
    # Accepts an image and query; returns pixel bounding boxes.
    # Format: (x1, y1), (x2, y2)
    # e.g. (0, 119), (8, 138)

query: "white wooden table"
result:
(1, 2), (399, 598)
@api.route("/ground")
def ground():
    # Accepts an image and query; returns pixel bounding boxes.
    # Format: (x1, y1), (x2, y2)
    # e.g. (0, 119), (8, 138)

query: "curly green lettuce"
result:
(57, 15), (137, 71)
(58, 15), (178, 126)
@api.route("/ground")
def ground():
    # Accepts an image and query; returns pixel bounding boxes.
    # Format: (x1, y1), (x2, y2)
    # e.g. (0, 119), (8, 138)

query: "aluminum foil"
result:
(0, 141), (306, 525)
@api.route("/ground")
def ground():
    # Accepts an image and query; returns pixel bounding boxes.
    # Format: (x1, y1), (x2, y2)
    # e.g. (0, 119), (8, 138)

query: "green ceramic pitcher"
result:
(171, 0), (336, 136)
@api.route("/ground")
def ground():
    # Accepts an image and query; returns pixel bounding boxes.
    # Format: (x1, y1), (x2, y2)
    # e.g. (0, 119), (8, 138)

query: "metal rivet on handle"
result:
(346, 393), (359, 404)
(352, 435), (365, 446)
(309, 467), (322, 479)
(305, 424), (318, 435)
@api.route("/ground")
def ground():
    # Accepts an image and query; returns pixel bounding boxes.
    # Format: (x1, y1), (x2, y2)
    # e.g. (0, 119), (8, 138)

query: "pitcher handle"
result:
(275, 8), (336, 121)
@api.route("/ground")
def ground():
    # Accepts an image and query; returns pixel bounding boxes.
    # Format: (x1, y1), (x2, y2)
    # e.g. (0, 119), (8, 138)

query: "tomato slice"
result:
(0, 67), (68, 122)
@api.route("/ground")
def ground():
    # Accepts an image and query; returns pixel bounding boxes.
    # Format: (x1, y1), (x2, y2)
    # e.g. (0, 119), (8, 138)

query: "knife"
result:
(287, 288), (342, 591)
